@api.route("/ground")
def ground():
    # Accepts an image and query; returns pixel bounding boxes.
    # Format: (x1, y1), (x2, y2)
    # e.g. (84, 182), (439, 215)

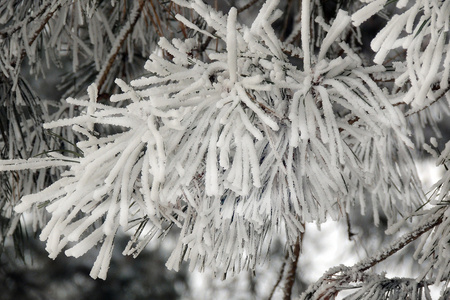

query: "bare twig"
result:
(267, 252), (288, 300)
(345, 212), (355, 241)
(144, 2), (163, 37)
(149, 0), (164, 36)
(199, 32), (216, 53)
(283, 234), (303, 300)
(281, 0), (294, 40)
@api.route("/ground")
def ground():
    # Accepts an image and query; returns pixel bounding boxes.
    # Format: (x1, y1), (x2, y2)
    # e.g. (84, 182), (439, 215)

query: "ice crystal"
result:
(2, 0), (439, 280)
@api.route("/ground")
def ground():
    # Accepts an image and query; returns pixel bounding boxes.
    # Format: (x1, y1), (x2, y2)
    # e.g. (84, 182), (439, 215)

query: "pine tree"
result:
(0, 0), (449, 299)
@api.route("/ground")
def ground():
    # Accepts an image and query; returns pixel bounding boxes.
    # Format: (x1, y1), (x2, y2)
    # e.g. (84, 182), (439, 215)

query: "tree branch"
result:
(10, 2), (63, 70)
(283, 233), (303, 300)
(300, 207), (446, 300)
(237, 0), (262, 14)
(0, 0), (52, 38)
(95, 0), (145, 92)
(405, 85), (450, 117)
(267, 253), (288, 300)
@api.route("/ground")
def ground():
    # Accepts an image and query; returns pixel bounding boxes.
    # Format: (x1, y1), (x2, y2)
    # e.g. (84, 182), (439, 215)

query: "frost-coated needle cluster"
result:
(2, 0), (448, 281)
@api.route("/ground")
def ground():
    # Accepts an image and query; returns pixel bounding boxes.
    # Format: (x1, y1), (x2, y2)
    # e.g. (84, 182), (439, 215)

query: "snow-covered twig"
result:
(95, 0), (145, 92)
(0, 0), (52, 38)
(2, 0), (444, 284)
(300, 206), (446, 299)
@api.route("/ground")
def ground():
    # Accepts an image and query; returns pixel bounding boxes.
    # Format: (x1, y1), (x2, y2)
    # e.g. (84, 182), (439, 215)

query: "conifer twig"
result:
(405, 86), (450, 117)
(0, 0), (52, 38)
(300, 207), (445, 300)
(13, 2), (63, 68)
(95, 0), (145, 92)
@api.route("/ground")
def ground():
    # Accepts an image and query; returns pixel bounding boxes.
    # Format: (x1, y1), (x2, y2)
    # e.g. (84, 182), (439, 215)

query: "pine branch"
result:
(0, 0), (52, 38)
(237, 0), (261, 13)
(95, 0), (145, 92)
(9, 2), (64, 71)
(405, 85), (450, 117)
(27, 2), (63, 47)
(300, 207), (446, 300)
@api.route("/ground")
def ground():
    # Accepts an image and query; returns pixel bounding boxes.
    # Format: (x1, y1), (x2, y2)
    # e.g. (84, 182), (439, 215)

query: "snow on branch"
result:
(412, 141), (450, 289)
(300, 138), (450, 298)
(343, 275), (434, 300)
(300, 205), (446, 299)
(359, 0), (450, 110)
(94, 0), (145, 92)
(4, 0), (425, 279)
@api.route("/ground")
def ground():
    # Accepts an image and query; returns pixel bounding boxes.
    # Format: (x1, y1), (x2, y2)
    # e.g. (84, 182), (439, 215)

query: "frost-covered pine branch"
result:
(300, 204), (446, 299)
(0, 0), (184, 263)
(0, 0), (181, 96)
(2, 0), (427, 279)
(356, 0), (450, 112)
(0, 0), (449, 298)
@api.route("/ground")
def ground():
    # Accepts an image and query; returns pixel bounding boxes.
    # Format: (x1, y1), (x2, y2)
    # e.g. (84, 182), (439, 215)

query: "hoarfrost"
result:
(1, 0), (440, 283)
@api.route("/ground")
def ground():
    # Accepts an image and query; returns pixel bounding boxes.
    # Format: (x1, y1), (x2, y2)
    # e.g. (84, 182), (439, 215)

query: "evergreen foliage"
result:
(0, 0), (449, 298)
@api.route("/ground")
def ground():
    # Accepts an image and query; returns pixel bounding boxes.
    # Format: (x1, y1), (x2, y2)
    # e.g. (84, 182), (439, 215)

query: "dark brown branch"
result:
(283, 233), (303, 300)
(345, 212), (355, 241)
(237, 0), (262, 14)
(267, 252), (288, 300)
(13, 2), (63, 68)
(95, 0), (145, 92)
(0, 0), (52, 38)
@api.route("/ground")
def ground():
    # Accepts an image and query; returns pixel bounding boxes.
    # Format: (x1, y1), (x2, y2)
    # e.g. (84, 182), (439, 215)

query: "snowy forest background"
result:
(0, 0), (449, 299)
